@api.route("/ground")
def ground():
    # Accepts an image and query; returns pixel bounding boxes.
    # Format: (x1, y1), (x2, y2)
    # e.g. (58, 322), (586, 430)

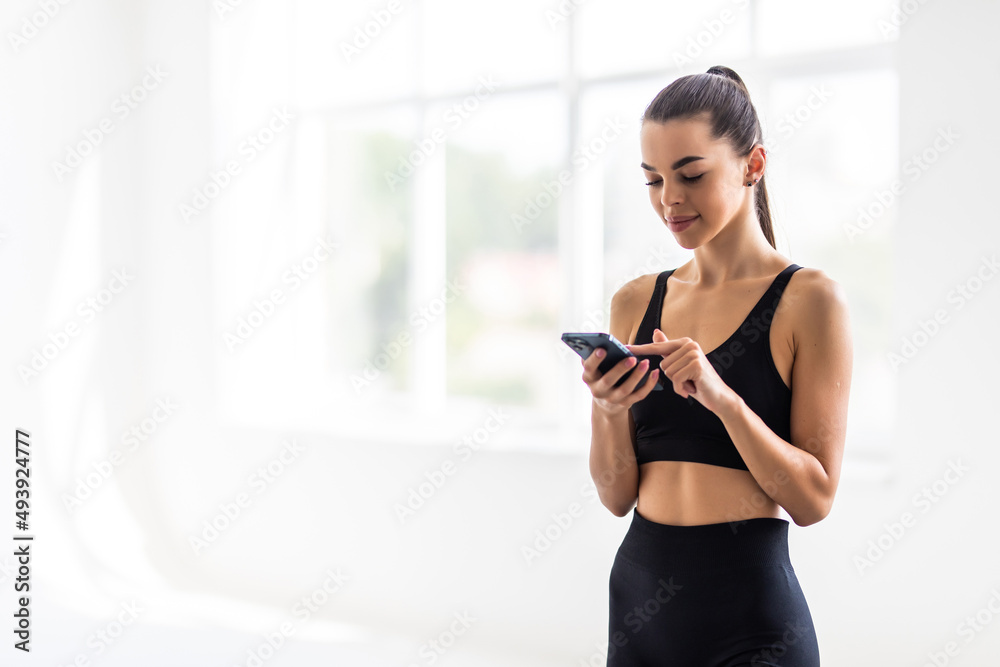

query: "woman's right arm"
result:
(584, 282), (660, 517)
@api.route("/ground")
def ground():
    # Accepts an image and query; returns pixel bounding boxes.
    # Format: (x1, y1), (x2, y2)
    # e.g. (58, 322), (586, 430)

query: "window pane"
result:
(421, 0), (567, 96)
(326, 109), (418, 398)
(577, 0), (752, 79)
(756, 0), (901, 57)
(441, 92), (564, 409)
(212, 106), (420, 427)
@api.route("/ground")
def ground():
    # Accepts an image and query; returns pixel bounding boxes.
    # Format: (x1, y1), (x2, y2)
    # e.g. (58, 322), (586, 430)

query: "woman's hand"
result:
(580, 346), (660, 415)
(627, 328), (737, 415)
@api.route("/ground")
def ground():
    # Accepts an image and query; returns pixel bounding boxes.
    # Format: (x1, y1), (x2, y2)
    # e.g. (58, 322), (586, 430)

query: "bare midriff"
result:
(628, 265), (797, 526)
(636, 461), (783, 525)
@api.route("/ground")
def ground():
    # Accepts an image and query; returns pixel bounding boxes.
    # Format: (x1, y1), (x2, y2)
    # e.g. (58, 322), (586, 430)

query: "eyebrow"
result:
(640, 156), (704, 172)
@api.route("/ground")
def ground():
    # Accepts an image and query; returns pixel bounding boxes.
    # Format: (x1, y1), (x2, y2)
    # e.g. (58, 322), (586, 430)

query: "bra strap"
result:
(635, 269), (674, 343)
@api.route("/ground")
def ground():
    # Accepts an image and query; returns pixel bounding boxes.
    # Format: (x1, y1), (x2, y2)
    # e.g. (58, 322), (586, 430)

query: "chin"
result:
(668, 228), (702, 250)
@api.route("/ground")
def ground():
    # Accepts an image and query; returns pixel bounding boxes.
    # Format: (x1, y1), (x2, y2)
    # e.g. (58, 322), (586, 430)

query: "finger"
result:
(627, 341), (677, 355)
(659, 356), (690, 397)
(581, 347), (618, 384)
(581, 346), (605, 372)
(615, 357), (650, 396)
(658, 348), (697, 377)
(622, 359), (652, 396)
(668, 358), (695, 398)
(627, 368), (660, 402)
(583, 350), (634, 387)
(598, 355), (641, 389)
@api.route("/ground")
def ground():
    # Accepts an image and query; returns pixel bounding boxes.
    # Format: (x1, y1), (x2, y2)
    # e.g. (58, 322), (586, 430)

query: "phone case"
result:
(561, 332), (663, 391)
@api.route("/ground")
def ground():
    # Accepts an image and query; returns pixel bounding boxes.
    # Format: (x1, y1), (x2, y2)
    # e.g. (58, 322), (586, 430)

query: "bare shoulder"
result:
(609, 272), (659, 345)
(784, 267), (852, 349)
(611, 272), (658, 307)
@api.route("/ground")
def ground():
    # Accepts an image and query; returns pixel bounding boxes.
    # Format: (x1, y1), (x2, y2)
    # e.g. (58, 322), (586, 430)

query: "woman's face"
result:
(639, 115), (757, 249)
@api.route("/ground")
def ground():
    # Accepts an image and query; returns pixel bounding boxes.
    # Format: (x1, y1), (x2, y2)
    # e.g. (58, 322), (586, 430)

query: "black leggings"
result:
(606, 508), (820, 666)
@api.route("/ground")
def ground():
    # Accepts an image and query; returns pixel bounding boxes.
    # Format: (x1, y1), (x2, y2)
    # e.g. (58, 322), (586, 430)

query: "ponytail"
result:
(642, 65), (775, 248)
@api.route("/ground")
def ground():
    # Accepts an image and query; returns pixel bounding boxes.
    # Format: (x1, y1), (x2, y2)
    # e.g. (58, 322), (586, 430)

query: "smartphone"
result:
(561, 332), (663, 391)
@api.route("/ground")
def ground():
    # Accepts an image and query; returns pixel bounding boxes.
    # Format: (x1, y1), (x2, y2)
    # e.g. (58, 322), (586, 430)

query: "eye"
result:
(645, 173), (704, 187)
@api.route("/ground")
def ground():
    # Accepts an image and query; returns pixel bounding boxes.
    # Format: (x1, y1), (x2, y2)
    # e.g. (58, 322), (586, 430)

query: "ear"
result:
(747, 143), (766, 182)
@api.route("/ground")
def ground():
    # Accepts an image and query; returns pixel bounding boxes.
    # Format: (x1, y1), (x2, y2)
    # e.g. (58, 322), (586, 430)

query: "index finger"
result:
(581, 346), (607, 371)
(626, 341), (679, 355)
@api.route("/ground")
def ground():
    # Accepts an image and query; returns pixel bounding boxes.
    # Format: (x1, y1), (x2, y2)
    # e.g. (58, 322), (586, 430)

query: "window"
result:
(212, 0), (898, 479)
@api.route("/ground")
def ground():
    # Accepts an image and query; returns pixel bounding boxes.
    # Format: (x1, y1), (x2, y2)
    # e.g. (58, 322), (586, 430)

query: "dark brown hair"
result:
(641, 65), (775, 248)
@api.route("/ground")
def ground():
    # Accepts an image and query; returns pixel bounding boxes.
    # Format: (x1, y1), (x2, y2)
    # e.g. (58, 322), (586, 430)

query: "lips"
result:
(666, 214), (698, 232)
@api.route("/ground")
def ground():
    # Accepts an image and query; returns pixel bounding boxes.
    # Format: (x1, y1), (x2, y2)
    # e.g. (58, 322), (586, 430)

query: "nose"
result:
(660, 180), (682, 209)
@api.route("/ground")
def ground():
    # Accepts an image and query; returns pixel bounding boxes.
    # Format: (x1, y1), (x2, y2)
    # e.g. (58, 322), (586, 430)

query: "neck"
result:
(687, 208), (783, 286)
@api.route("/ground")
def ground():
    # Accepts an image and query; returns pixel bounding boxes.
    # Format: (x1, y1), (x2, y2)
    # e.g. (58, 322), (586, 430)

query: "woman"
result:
(580, 65), (852, 666)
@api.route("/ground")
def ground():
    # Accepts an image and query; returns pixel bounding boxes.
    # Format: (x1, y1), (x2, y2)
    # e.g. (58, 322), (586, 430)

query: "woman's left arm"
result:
(715, 271), (854, 527)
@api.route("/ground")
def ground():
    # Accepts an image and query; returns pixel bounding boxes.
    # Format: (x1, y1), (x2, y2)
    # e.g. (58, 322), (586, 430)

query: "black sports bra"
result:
(629, 264), (802, 470)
